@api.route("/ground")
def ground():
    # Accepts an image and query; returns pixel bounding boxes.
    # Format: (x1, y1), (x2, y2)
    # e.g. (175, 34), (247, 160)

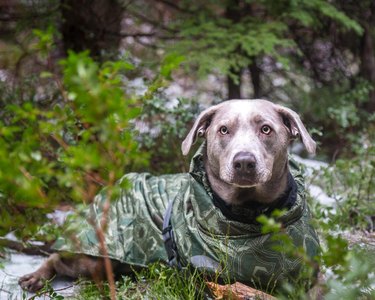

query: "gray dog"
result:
(19, 99), (320, 292)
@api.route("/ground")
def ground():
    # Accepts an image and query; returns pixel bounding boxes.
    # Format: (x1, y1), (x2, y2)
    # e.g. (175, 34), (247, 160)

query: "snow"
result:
(308, 184), (336, 208)
(0, 210), (76, 299)
(0, 252), (75, 299)
(0, 70), (8, 82)
(292, 154), (336, 209)
(292, 155), (328, 173)
(46, 210), (72, 226)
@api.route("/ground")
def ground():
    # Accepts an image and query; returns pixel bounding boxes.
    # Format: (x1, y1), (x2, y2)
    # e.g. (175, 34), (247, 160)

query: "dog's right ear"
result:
(181, 105), (219, 156)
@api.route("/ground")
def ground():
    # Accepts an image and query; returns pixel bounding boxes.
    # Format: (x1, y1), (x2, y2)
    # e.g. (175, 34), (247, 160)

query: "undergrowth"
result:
(313, 141), (375, 232)
(75, 264), (207, 300)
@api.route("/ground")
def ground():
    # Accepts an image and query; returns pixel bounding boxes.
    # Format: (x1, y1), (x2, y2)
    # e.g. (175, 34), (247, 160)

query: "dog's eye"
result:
(219, 126), (229, 135)
(261, 125), (272, 135)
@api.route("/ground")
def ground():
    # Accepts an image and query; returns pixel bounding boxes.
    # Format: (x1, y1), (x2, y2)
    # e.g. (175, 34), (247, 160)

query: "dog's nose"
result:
(233, 152), (256, 173)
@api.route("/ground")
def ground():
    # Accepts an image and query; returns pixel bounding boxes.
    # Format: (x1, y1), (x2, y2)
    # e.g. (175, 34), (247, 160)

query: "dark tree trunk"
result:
(60, 0), (123, 59)
(360, 23), (375, 112)
(225, 0), (243, 99)
(227, 69), (242, 99)
(249, 59), (261, 98)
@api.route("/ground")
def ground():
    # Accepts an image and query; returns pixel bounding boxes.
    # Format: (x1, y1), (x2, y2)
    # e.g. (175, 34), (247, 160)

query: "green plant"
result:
(257, 211), (319, 297)
(0, 29), (148, 242)
(22, 277), (65, 300)
(77, 263), (207, 300)
(296, 78), (374, 158)
(311, 139), (375, 231)
(138, 95), (200, 174)
(256, 211), (375, 299)
(321, 235), (375, 300)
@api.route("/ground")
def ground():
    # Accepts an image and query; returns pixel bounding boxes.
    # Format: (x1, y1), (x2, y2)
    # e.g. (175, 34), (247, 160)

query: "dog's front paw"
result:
(18, 272), (45, 292)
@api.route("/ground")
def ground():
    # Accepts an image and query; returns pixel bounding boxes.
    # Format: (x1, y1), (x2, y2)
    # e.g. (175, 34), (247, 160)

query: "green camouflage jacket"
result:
(54, 146), (320, 289)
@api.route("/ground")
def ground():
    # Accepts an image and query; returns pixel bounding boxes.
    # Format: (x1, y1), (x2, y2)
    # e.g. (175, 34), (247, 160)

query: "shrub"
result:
(0, 31), (148, 241)
(137, 95), (200, 174)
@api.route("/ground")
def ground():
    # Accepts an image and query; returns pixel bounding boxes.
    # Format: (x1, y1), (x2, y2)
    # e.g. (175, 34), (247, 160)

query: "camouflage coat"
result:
(54, 145), (320, 289)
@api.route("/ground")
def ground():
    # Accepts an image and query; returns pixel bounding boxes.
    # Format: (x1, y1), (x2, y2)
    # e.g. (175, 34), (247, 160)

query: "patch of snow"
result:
(275, 62), (283, 69)
(0, 70), (8, 82)
(290, 142), (306, 156)
(165, 84), (183, 101)
(134, 120), (161, 138)
(292, 154), (328, 170)
(0, 252), (75, 299)
(292, 154), (329, 177)
(292, 154), (336, 209)
(3, 233), (18, 243)
(125, 36), (135, 45)
(272, 77), (286, 87)
(126, 77), (148, 96)
(309, 185), (336, 209)
(1, 208), (77, 298)
(28, 241), (45, 247)
(46, 209), (72, 226)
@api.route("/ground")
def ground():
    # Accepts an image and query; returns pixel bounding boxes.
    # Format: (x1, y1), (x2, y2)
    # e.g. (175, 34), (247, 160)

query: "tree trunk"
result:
(225, 0), (243, 99)
(60, 0), (123, 59)
(249, 59), (261, 98)
(227, 68), (242, 99)
(359, 7), (375, 112)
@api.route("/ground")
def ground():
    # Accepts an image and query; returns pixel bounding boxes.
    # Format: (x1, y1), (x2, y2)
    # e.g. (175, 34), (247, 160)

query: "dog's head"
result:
(182, 99), (315, 189)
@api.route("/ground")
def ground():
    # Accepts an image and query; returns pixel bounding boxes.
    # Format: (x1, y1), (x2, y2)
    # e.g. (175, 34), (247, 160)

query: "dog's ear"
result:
(275, 105), (316, 155)
(181, 105), (219, 156)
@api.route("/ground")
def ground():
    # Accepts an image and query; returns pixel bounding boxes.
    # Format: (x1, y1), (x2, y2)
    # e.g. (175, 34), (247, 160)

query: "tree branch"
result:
(126, 8), (178, 34)
(151, 0), (194, 14)
(0, 238), (54, 256)
(105, 29), (177, 41)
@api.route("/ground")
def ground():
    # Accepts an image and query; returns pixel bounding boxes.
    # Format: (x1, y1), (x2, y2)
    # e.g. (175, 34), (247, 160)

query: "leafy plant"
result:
(138, 95), (200, 174)
(295, 77), (374, 158)
(23, 277), (65, 300)
(0, 30), (148, 242)
(321, 235), (375, 300)
(257, 210), (319, 297)
(309, 138), (375, 231)
(257, 210), (375, 299)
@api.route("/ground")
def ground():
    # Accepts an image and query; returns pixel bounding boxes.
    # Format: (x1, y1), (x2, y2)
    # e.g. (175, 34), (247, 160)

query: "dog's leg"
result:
(18, 253), (59, 292)
(18, 252), (107, 292)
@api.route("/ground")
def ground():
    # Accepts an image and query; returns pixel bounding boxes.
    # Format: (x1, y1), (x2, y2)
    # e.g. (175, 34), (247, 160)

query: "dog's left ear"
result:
(275, 105), (316, 155)
(181, 105), (219, 156)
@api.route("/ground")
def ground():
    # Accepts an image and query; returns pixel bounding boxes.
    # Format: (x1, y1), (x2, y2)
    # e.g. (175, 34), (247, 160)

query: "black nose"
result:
(233, 152), (256, 173)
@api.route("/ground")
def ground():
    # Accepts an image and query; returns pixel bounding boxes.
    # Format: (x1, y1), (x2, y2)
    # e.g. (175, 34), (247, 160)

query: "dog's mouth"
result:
(220, 168), (253, 186)
(226, 175), (259, 187)
(224, 170), (271, 188)
(219, 162), (272, 187)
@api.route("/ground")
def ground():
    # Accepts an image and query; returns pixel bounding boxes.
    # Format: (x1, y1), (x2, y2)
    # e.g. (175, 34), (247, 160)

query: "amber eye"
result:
(219, 126), (229, 135)
(261, 125), (272, 135)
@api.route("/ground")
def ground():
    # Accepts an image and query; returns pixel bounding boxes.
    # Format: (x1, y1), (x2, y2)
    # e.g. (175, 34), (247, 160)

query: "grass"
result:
(73, 263), (208, 300)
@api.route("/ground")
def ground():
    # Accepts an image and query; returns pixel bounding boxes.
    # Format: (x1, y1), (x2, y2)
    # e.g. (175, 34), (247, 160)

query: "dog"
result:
(19, 99), (320, 292)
